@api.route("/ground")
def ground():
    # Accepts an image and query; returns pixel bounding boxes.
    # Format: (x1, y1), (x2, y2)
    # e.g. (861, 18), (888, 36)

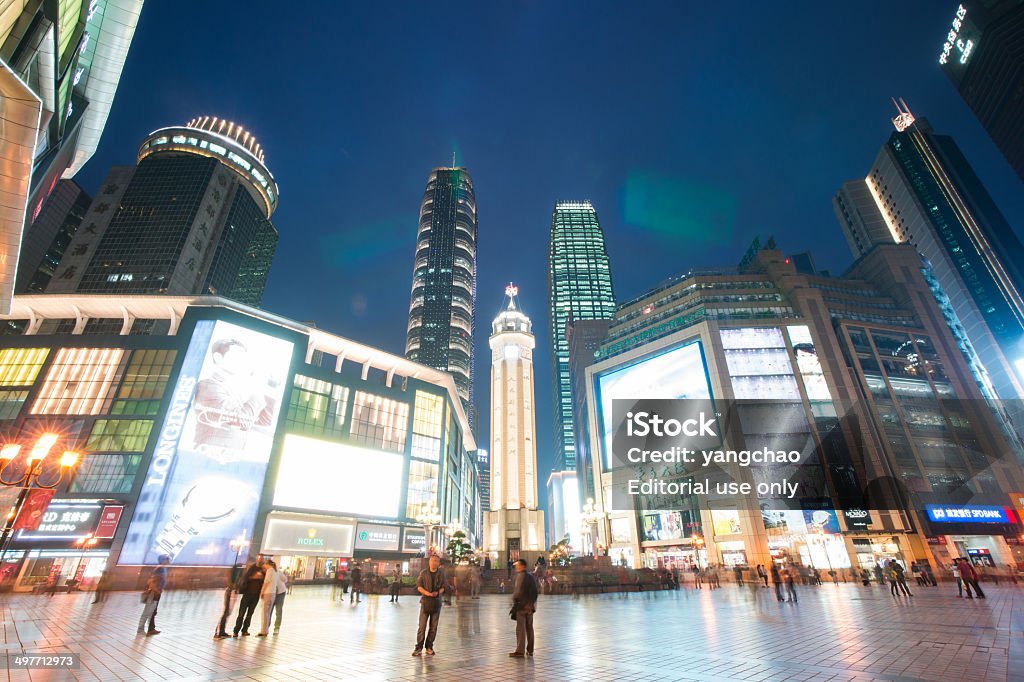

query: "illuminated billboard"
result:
(120, 319), (294, 566)
(273, 433), (404, 518)
(596, 340), (711, 469)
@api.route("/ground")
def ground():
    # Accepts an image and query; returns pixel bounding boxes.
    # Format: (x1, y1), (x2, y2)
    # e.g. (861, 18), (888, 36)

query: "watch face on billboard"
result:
(120, 319), (294, 566)
(273, 433), (404, 518)
(596, 341), (711, 470)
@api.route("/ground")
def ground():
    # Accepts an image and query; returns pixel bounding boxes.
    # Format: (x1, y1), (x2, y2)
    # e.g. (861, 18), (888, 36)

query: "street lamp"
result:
(229, 533), (250, 567)
(415, 502), (442, 557)
(691, 533), (706, 568)
(815, 527), (835, 583)
(0, 434), (80, 562)
(581, 498), (606, 557)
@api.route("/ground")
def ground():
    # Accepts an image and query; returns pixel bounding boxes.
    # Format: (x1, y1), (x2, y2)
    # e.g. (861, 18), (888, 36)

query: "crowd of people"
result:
(128, 551), (1014, 656)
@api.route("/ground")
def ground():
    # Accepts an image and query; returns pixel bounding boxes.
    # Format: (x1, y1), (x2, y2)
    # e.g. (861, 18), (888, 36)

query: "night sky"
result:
(76, 1), (1024, 493)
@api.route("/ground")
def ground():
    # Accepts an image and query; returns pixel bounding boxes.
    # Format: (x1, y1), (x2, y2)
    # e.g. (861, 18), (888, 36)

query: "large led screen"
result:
(120, 320), (294, 566)
(596, 340), (712, 470)
(273, 433), (404, 518)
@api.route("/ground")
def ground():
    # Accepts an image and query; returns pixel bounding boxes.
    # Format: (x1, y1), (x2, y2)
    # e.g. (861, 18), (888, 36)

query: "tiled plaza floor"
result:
(1, 580), (1023, 681)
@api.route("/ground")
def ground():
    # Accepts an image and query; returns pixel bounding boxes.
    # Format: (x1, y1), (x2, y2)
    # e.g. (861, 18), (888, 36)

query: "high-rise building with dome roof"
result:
(44, 117), (279, 309)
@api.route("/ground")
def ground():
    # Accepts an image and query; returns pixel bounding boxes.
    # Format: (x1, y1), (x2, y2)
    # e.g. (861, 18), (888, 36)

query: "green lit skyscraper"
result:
(548, 201), (615, 472)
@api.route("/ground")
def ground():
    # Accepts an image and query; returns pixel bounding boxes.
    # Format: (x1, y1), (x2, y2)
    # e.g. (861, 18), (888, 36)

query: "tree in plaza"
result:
(446, 530), (472, 564)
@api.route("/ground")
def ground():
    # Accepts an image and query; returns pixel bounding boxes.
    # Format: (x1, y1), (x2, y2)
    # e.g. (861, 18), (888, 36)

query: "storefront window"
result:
(411, 391), (444, 460)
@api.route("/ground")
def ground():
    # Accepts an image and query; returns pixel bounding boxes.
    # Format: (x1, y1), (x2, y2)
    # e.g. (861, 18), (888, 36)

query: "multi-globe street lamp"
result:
(415, 502), (442, 557)
(0, 434), (80, 561)
(581, 497), (606, 557)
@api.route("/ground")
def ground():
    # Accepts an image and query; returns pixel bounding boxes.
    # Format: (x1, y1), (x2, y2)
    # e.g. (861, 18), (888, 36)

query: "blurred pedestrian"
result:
(756, 564), (768, 587)
(887, 560), (912, 597)
(958, 558), (985, 599)
(412, 555), (445, 656)
(509, 559), (538, 657)
(784, 566), (798, 603)
(771, 564), (784, 602)
(137, 555), (169, 636)
(272, 568), (287, 634)
(389, 563), (402, 603)
(256, 559), (280, 636)
(215, 563), (242, 639)
(92, 568), (112, 603)
(349, 563), (362, 604)
(233, 559), (265, 637)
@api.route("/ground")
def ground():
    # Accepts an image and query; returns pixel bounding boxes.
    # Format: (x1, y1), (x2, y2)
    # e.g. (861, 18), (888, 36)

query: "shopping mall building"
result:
(0, 295), (480, 591)
(584, 243), (1024, 575)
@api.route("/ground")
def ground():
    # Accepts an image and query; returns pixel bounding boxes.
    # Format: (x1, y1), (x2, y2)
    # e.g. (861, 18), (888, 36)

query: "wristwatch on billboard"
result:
(152, 479), (242, 559)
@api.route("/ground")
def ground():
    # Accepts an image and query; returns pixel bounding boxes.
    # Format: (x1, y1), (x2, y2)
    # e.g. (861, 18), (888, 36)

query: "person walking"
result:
(349, 563), (362, 604)
(272, 569), (287, 634)
(509, 559), (538, 658)
(412, 555), (445, 656)
(771, 563), (784, 602)
(506, 559), (513, 579)
(389, 563), (402, 603)
(470, 563), (481, 599)
(233, 559), (265, 637)
(137, 555), (170, 636)
(784, 566), (798, 603)
(257, 559), (280, 636)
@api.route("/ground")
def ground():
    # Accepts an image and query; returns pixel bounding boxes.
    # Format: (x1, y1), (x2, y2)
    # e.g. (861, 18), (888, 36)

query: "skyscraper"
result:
(405, 166), (478, 414)
(17, 180), (91, 294)
(0, 0), (144, 312)
(45, 117), (280, 307)
(483, 285), (545, 561)
(937, 1), (1024, 182)
(548, 201), (615, 473)
(833, 103), (1024, 444)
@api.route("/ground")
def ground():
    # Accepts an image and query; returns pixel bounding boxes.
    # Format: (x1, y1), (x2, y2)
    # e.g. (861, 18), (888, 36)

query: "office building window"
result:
(85, 419), (154, 453)
(0, 348), (49, 386)
(350, 391), (409, 452)
(31, 348), (126, 415)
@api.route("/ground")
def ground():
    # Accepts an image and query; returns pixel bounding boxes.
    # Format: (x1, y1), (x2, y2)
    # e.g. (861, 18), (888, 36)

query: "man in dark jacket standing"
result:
(509, 559), (538, 657)
(233, 559), (264, 636)
(412, 555), (445, 656)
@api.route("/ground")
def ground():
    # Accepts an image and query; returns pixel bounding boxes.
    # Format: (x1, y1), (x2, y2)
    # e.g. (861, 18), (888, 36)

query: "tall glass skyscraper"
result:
(405, 167), (478, 414)
(45, 117), (279, 308)
(548, 201), (615, 472)
(833, 104), (1024, 446)
(937, 1), (1024, 182)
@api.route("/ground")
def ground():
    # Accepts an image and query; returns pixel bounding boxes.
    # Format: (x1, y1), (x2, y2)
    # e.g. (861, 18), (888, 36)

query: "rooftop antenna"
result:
(891, 97), (916, 132)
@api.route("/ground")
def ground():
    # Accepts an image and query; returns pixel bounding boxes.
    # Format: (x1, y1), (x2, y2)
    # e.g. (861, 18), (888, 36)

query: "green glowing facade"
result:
(547, 201), (615, 472)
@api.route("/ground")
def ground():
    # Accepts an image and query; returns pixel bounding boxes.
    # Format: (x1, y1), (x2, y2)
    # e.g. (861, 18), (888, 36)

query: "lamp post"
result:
(816, 527), (835, 583)
(229, 533), (250, 568)
(691, 534), (706, 569)
(581, 498), (606, 557)
(0, 434), (80, 564)
(415, 502), (442, 557)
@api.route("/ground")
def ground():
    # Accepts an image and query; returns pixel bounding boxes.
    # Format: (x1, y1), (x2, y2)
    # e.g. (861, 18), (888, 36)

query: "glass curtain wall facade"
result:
(43, 118), (281, 307)
(548, 201), (615, 472)
(405, 167), (478, 416)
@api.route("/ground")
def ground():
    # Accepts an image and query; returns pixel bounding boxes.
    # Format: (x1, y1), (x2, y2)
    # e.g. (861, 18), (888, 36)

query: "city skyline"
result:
(66, 1), (1024, 490)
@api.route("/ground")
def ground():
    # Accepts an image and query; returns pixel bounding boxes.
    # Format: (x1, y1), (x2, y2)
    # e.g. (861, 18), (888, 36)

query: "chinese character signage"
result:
(14, 498), (98, 541)
(120, 319), (294, 566)
(925, 505), (1009, 524)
